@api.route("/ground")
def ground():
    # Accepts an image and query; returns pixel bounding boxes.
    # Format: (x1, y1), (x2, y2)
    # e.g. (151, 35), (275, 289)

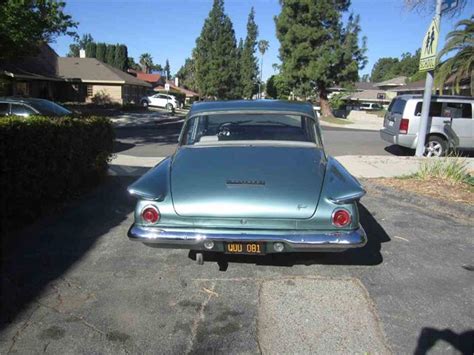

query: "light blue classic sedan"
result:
(127, 100), (367, 264)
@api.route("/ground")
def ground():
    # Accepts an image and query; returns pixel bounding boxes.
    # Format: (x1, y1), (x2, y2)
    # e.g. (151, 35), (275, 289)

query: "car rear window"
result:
(11, 104), (35, 116)
(29, 100), (71, 116)
(181, 113), (320, 146)
(388, 99), (406, 114)
(414, 102), (459, 117)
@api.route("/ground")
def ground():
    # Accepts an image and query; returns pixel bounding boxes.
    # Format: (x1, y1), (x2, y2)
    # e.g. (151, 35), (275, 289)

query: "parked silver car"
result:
(380, 95), (473, 156)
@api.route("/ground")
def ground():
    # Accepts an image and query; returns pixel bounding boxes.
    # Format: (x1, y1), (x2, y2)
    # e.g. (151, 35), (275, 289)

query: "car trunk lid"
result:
(171, 146), (326, 219)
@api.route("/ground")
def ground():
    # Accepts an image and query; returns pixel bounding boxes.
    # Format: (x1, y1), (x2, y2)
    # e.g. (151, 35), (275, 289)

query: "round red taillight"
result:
(332, 209), (351, 227)
(141, 206), (160, 224)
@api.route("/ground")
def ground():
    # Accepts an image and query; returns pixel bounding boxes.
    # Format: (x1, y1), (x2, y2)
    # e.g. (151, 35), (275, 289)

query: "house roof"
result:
(155, 80), (199, 97)
(328, 82), (376, 91)
(57, 58), (151, 87)
(392, 79), (426, 92)
(1, 43), (62, 81)
(344, 89), (391, 102)
(135, 72), (162, 83)
(375, 76), (407, 87)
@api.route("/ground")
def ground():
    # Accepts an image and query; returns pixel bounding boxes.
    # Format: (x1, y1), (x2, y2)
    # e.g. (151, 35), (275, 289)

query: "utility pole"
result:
(415, 0), (443, 157)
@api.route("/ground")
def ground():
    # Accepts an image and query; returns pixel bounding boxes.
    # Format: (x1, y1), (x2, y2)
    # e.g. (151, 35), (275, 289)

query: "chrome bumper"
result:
(127, 225), (367, 253)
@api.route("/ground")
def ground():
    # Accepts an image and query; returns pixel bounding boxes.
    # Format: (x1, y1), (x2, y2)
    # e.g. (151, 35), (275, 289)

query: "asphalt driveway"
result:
(1, 177), (472, 354)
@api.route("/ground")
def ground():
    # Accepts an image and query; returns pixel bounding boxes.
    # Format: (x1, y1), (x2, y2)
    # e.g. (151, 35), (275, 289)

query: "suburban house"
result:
(328, 81), (395, 108)
(393, 77), (472, 96)
(0, 44), (151, 104)
(0, 44), (63, 99)
(57, 57), (151, 104)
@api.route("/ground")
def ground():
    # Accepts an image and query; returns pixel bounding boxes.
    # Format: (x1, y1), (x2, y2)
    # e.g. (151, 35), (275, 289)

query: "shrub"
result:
(91, 90), (113, 105)
(414, 156), (470, 184)
(0, 116), (114, 231)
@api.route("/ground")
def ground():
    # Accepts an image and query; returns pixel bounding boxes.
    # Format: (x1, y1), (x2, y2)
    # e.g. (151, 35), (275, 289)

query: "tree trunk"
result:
(319, 88), (333, 118)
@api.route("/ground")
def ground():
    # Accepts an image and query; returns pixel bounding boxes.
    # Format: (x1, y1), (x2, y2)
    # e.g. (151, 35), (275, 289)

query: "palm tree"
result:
(258, 40), (269, 98)
(139, 53), (154, 74)
(435, 16), (473, 95)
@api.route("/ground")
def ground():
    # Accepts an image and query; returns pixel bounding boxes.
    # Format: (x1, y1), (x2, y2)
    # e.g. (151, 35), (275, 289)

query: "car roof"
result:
(0, 97), (53, 105)
(395, 94), (473, 102)
(189, 100), (316, 117)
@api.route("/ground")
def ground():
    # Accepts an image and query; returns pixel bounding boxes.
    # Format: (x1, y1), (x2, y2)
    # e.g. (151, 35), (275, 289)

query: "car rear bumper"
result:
(380, 129), (417, 149)
(127, 224), (367, 253)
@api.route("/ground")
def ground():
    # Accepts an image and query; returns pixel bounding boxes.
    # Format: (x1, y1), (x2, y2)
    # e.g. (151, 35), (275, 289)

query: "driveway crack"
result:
(185, 282), (216, 354)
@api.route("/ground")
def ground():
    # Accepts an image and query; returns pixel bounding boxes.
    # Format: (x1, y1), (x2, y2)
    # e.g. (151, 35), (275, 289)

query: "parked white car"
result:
(380, 95), (473, 156)
(359, 103), (383, 111)
(141, 94), (178, 110)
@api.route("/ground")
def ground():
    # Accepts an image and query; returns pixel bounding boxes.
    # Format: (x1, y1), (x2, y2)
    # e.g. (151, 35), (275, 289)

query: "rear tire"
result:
(424, 135), (447, 157)
(166, 103), (173, 112)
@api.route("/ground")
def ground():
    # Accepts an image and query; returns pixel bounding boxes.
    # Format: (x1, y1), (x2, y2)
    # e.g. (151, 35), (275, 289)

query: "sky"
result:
(50, 0), (474, 81)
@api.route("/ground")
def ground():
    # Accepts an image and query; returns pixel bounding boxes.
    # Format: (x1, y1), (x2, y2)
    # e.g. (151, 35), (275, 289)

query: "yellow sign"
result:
(419, 17), (440, 72)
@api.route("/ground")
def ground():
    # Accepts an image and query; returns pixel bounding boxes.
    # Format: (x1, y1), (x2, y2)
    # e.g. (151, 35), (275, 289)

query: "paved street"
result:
(113, 115), (398, 159)
(1, 114), (473, 354)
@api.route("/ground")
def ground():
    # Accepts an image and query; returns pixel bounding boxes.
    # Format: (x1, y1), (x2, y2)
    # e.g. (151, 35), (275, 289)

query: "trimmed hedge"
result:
(0, 116), (114, 231)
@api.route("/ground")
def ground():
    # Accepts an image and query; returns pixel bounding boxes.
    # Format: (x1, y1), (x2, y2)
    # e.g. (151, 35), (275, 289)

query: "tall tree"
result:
(177, 57), (198, 91)
(164, 59), (171, 79)
(96, 42), (107, 62)
(194, 0), (240, 99)
(67, 33), (93, 57)
(435, 16), (473, 95)
(139, 53), (153, 73)
(257, 39), (269, 97)
(105, 44), (116, 65)
(85, 41), (96, 58)
(0, 0), (77, 60)
(128, 57), (141, 71)
(370, 50), (420, 82)
(114, 44), (129, 71)
(275, 0), (367, 117)
(240, 7), (259, 99)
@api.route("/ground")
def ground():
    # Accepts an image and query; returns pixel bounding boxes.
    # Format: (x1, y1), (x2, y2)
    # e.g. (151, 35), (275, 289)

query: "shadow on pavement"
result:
(0, 176), (135, 331)
(384, 144), (414, 156)
(114, 120), (183, 147)
(189, 203), (390, 268)
(385, 144), (474, 157)
(414, 327), (474, 355)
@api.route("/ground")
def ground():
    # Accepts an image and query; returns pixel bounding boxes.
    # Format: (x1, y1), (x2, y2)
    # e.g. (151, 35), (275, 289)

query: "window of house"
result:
(86, 85), (93, 97)
(0, 103), (9, 116)
(15, 82), (29, 96)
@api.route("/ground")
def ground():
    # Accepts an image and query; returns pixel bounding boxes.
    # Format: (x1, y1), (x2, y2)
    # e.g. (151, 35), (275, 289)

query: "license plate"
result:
(225, 242), (265, 255)
(388, 120), (394, 127)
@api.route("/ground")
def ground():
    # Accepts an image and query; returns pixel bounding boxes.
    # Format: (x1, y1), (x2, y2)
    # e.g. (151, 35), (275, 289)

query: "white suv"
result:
(141, 94), (178, 110)
(380, 95), (473, 156)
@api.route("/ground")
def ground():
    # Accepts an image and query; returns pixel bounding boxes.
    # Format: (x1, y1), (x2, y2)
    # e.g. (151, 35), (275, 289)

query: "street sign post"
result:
(164, 83), (170, 91)
(419, 17), (440, 72)
(415, 0), (443, 157)
(441, 0), (458, 13)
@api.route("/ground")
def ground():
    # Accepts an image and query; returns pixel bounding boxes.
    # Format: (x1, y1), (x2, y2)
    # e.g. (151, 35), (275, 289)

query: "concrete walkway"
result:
(109, 153), (474, 178)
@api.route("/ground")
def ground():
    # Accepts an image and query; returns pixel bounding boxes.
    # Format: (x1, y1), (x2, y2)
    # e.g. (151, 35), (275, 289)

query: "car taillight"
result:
(141, 206), (160, 224)
(332, 209), (351, 228)
(399, 118), (409, 134)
